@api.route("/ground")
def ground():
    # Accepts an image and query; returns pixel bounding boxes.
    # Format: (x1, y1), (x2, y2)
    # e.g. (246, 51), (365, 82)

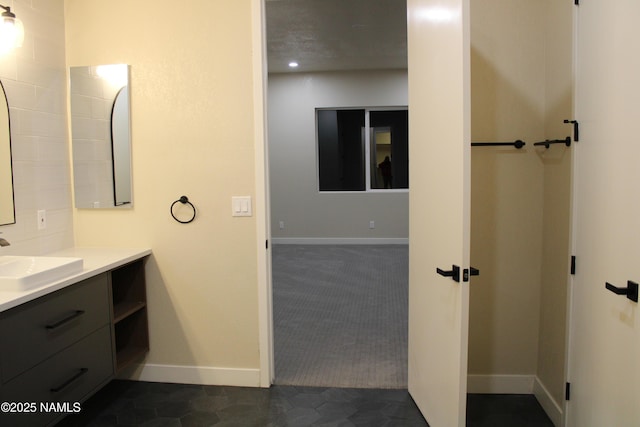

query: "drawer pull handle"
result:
(45, 310), (85, 330)
(50, 368), (89, 394)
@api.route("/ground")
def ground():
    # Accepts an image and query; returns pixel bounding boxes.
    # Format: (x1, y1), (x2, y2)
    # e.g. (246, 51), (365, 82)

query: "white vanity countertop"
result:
(0, 247), (151, 313)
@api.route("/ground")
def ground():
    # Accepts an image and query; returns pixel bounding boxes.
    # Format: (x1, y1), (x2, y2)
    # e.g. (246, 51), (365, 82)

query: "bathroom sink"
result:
(0, 256), (84, 291)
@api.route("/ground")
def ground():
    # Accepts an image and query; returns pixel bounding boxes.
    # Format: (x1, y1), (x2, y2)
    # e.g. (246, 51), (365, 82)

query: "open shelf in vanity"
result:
(110, 258), (149, 373)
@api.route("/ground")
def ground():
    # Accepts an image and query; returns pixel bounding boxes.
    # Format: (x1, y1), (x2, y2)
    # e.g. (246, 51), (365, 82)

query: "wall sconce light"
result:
(0, 4), (23, 53)
(95, 64), (129, 89)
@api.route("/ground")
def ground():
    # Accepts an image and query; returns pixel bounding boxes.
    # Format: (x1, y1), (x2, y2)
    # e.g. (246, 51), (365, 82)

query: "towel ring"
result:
(171, 196), (196, 224)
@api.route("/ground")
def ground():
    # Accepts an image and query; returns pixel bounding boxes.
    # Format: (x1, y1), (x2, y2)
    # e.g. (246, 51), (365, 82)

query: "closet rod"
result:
(533, 136), (571, 149)
(471, 140), (526, 149)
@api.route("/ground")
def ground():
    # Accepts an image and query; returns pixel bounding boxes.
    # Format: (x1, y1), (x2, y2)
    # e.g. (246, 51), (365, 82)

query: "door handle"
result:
(605, 281), (638, 303)
(463, 267), (480, 282)
(436, 265), (460, 282)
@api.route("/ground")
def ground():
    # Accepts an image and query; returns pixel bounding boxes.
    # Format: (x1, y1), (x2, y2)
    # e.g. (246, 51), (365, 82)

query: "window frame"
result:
(315, 106), (409, 193)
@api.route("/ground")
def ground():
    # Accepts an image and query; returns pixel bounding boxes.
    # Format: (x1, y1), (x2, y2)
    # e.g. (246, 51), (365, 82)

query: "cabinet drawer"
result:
(0, 274), (110, 382)
(0, 325), (114, 427)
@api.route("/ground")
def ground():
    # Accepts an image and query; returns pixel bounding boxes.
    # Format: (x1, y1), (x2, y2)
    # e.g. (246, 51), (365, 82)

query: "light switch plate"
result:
(232, 196), (252, 217)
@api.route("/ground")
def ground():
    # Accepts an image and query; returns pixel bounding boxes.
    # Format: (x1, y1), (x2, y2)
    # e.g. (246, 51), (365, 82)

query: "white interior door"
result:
(568, 1), (640, 426)
(407, 1), (471, 426)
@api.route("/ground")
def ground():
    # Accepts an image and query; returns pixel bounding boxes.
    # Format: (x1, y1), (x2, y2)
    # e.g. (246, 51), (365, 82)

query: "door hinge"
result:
(564, 119), (579, 141)
(565, 382), (571, 401)
(574, 0), (579, 5)
(570, 255), (576, 275)
(266, 240), (269, 249)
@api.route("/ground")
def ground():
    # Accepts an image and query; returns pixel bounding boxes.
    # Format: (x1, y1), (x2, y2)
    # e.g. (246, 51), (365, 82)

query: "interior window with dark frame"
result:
(317, 108), (408, 192)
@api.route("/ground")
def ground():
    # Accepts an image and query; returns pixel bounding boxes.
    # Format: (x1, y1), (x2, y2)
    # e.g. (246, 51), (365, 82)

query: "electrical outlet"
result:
(369, 220), (375, 229)
(279, 221), (285, 230)
(37, 210), (46, 230)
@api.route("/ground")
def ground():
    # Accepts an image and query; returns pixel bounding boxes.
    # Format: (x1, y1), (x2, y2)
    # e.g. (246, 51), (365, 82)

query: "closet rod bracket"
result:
(534, 136), (571, 149)
(564, 119), (579, 141)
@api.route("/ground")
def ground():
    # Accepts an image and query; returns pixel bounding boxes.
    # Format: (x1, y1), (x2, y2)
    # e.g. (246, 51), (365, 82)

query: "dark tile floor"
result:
(466, 394), (555, 427)
(56, 380), (553, 427)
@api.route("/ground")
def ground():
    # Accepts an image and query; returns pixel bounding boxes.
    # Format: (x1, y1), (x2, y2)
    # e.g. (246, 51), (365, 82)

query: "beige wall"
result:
(468, 0), (572, 413)
(469, 0), (546, 376)
(65, 0), (262, 378)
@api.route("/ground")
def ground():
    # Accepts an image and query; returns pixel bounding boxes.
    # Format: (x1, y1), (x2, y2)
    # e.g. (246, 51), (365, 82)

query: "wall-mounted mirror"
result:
(70, 64), (132, 208)
(0, 80), (15, 225)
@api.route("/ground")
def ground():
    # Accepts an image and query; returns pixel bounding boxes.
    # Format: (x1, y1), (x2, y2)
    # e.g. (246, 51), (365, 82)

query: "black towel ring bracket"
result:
(171, 195), (196, 224)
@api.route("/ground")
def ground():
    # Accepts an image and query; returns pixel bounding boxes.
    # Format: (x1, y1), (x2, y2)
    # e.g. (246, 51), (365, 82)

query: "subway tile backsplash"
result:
(0, 0), (73, 255)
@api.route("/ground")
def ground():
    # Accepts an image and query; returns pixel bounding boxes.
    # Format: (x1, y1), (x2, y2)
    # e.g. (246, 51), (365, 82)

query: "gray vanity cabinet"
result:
(0, 256), (149, 427)
(0, 326), (113, 426)
(0, 274), (113, 426)
(0, 274), (111, 382)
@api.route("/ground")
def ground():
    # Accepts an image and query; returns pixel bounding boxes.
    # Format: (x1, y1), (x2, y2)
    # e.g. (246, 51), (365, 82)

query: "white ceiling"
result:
(266, 0), (407, 73)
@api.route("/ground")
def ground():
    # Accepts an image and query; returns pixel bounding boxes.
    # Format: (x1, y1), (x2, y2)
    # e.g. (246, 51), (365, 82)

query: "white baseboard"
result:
(272, 237), (408, 245)
(467, 374), (534, 394)
(118, 363), (262, 388)
(533, 376), (563, 427)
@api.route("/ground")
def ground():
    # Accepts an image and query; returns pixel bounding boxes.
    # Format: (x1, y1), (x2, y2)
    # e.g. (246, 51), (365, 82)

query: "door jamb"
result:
(252, 0), (274, 387)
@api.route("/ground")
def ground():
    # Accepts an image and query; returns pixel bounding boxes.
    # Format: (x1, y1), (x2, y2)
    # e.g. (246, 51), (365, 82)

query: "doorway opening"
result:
(264, 0), (410, 389)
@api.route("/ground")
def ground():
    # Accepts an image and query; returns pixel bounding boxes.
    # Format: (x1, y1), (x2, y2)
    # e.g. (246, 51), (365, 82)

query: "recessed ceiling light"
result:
(288, 61), (299, 68)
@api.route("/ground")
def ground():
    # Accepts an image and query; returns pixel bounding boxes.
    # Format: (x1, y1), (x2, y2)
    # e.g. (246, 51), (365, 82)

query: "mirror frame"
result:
(0, 79), (15, 225)
(70, 64), (132, 209)
(110, 85), (132, 206)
